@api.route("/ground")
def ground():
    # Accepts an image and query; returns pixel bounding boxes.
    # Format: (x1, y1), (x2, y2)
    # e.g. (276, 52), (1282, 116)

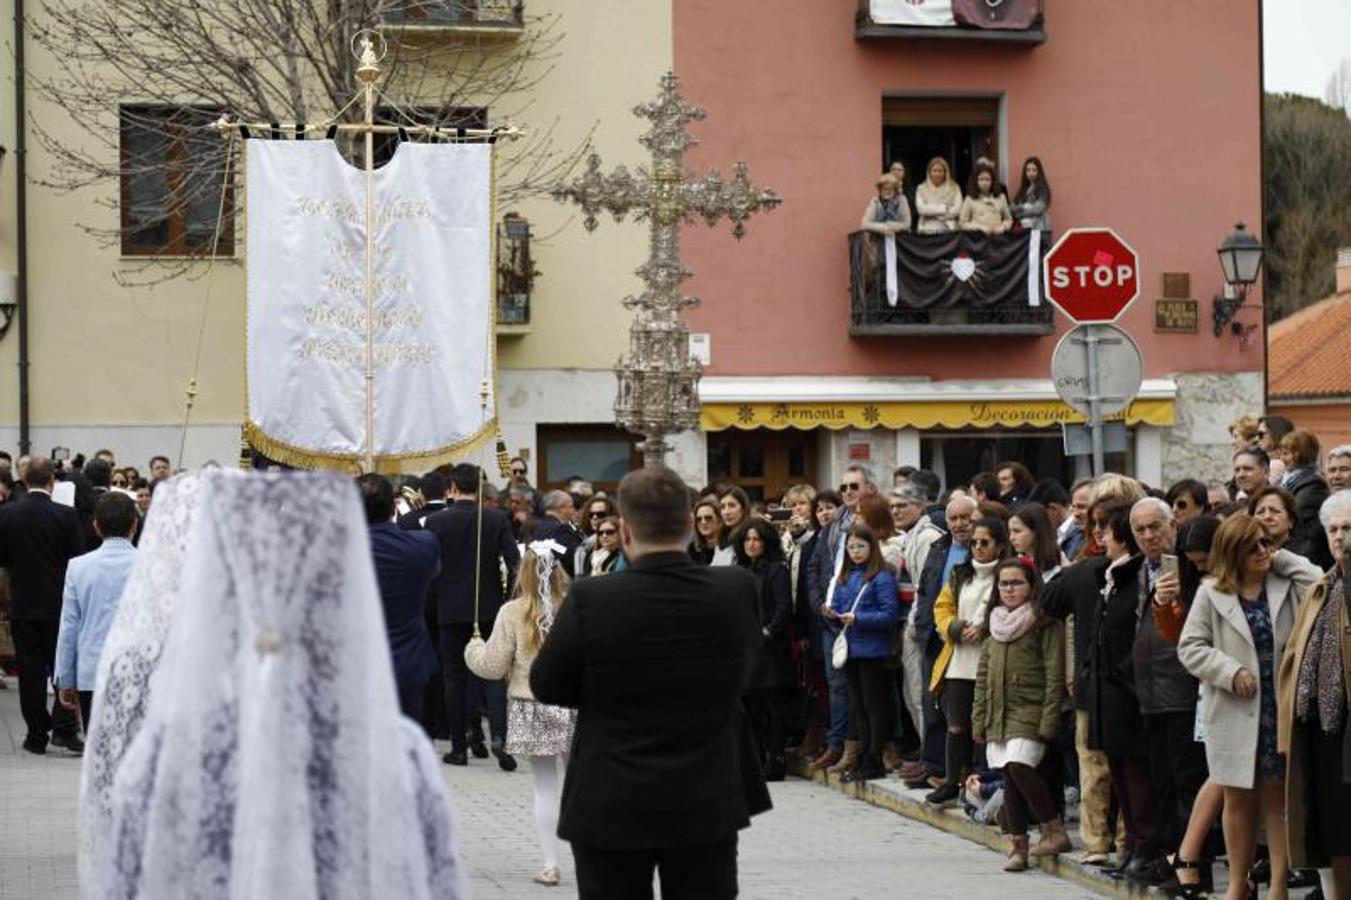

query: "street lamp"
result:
(1213, 221), (1265, 337)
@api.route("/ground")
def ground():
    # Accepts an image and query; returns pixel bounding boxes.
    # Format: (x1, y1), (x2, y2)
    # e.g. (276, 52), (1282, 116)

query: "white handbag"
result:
(831, 581), (870, 670)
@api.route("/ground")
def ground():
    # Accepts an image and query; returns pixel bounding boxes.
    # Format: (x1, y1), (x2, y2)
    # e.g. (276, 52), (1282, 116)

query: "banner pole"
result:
(357, 39), (380, 473)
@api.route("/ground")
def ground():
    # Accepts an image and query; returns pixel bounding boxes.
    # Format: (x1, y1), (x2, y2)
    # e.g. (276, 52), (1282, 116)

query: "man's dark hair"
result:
(1027, 478), (1070, 508)
(420, 471), (449, 502)
(131, 477), (150, 491)
(970, 471), (999, 500)
(1233, 446), (1270, 468)
(357, 474), (395, 525)
(449, 463), (482, 495)
(26, 455), (55, 487)
(892, 464), (917, 482)
(0, 450), (11, 464)
(149, 455), (171, 468)
(84, 458), (113, 489)
(910, 469), (942, 503)
(94, 491), (139, 538)
(617, 466), (692, 544)
(1166, 478), (1209, 511)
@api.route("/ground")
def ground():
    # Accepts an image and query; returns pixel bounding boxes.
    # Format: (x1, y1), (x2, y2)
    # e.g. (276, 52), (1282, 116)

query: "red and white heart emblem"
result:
(951, 257), (976, 282)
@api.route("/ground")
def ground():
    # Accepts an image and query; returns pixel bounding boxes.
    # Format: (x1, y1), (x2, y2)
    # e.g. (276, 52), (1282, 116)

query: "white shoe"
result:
(533, 867), (560, 886)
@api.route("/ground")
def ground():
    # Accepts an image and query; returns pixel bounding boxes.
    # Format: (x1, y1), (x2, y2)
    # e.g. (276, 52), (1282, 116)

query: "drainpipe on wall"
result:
(13, 0), (29, 454)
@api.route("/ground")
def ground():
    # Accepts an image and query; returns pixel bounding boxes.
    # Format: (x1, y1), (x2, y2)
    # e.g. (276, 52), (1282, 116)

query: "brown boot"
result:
(827, 740), (861, 774)
(1029, 818), (1072, 856)
(808, 745), (841, 771)
(796, 724), (826, 760)
(1004, 836), (1029, 872)
(881, 741), (901, 773)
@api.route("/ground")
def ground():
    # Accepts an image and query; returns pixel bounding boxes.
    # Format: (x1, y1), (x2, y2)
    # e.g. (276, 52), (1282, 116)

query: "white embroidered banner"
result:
(245, 140), (494, 466)
(869, 0), (955, 26)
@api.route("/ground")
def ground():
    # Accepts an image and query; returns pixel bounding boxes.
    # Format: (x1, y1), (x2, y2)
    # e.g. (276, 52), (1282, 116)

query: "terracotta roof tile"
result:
(1269, 291), (1351, 399)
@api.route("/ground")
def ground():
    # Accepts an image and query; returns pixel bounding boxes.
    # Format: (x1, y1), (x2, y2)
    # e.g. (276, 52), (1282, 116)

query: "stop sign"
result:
(1042, 228), (1140, 323)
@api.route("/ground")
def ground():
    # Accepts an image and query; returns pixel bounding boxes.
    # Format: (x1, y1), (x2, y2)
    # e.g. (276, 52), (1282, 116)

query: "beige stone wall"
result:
(0, 0), (669, 460)
(1161, 371), (1266, 486)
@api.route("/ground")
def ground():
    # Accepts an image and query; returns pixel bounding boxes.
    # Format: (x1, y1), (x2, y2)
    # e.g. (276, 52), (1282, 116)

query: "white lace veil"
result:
(89, 470), (466, 900)
(81, 469), (214, 889)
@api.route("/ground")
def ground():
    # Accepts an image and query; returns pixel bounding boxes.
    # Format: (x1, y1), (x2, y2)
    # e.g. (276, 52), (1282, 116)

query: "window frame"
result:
(536, 424), (641, 495)
(119, 104), (235, 258)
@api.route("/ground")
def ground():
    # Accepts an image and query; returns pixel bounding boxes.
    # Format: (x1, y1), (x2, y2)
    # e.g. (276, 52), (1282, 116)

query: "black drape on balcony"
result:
(858, 230), (1044, 309)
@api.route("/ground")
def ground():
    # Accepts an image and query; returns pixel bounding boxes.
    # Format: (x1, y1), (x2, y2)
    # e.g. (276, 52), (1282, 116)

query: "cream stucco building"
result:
(0, 1), (671, 487)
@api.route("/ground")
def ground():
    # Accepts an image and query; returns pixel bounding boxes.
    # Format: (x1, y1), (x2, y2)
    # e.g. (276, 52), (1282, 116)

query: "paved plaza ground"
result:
(0, 680), (1098, 898)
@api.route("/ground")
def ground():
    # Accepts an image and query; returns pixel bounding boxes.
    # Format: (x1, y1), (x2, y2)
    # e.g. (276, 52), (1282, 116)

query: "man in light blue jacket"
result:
(54, 492), (139, 734)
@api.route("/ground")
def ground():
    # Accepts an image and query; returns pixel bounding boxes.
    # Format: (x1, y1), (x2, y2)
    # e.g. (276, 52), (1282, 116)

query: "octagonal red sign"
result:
(1042, 228), (1140, 323)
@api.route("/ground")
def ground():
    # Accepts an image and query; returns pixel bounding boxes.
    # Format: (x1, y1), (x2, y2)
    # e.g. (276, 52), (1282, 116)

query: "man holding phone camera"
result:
(1127, 498), (1206, 883)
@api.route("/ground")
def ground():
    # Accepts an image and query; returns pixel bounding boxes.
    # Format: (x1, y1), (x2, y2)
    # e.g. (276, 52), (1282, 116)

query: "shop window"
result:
(536, 425), (640, 494)
(920, 429), (1130, 495)
(881, 96), (1000, 196)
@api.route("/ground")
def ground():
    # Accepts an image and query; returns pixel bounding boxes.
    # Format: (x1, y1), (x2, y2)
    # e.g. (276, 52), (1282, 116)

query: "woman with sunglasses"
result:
(926, 517), (1009, 806)
(1180, 514), (1323, 900)
(583, 516), (624, 576)
(973, 557), (1069, 871)
(688, 498), (724, 566)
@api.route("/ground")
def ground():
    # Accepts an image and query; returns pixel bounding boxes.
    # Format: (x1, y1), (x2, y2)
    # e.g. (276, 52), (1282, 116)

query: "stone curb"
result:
(790, 761), (1165, 898)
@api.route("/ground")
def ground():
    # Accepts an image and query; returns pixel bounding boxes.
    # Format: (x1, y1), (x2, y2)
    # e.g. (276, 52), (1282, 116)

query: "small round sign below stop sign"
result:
(1042, 228), (1140, 323)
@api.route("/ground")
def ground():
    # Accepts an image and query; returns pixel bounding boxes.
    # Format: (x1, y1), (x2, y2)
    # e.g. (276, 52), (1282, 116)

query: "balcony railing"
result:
(384, 1), (524, 36)
(849, 229), (1053, 336)
(855, 0), (1045, 43)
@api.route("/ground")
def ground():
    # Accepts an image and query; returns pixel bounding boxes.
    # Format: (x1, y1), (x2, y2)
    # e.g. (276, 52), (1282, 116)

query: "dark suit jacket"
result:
(530, 551), (766, 850)
(1286, 469), (1333, 570)
(0, 491), (87, 621)
(424, 500), (519, 627)
(396, 501), (446, 532)
(369, 523), (440, 689)
(531, 515), (584, 578)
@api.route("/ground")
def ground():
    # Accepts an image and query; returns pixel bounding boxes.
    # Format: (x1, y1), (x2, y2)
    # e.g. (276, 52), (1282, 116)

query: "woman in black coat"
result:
(733, 518), (795, 781)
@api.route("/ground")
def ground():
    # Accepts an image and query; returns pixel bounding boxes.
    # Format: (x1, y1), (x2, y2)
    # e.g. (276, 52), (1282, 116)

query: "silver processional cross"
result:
(552, 71), (781, 469)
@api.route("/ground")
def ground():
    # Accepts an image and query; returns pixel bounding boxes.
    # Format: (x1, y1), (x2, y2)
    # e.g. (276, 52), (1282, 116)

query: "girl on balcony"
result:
(959, 162), (1013, 235)
(1011, 156), (1053, 231)
(861, 173), (911, 235)
(915, 157), (963, 233)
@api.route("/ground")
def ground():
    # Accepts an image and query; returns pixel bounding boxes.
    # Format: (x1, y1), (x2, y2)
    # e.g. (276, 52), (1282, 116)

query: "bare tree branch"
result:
(27, 0), (589, 285)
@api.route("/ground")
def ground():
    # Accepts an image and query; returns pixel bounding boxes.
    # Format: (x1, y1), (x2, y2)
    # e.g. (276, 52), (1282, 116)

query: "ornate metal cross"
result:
(552, 70), (780, 469)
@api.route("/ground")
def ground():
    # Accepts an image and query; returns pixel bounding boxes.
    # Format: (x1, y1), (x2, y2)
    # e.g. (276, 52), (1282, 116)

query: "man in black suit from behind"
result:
(397, 469), (449, 532)
(0, 456), (87, 754)
(424, 463), (520, 769)
(531, 466), (768, 899)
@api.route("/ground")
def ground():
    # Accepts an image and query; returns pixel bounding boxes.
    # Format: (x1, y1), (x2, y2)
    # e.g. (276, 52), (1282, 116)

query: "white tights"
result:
(530, 754), (567, 870)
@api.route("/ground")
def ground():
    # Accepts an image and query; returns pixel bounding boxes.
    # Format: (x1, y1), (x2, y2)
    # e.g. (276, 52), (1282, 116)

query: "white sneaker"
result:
(533, 867), (560, 887)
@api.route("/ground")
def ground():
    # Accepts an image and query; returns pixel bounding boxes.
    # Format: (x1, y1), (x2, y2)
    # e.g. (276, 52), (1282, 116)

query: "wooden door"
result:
(707, 430), (818, 502)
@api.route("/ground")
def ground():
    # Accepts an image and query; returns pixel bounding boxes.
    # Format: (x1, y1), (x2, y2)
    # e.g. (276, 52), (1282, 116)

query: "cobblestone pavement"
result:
(0, 680), (1095, 898)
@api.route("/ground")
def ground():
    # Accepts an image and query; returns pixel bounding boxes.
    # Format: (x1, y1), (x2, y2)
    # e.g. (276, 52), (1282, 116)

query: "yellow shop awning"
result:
(701, 398), (1175, 432)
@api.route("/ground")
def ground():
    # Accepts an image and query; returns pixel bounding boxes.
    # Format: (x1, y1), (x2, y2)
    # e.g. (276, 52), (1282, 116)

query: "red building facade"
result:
(669, 0), (1264, 497)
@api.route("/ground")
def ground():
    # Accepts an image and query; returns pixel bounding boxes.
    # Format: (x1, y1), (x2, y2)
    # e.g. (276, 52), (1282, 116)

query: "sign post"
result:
(1043, 228), (1141, 474)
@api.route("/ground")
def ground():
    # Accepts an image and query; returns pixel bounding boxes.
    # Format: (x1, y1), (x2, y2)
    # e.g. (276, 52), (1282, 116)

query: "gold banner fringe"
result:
(243, 419), (497, 475)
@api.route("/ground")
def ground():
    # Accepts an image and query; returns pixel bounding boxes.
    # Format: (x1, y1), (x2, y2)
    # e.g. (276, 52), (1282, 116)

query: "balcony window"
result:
(849, 230), (1052, 335)
(883, 96), (999, 201)
(119, 105), (234, 257)
(371, 105), (489, 168)
(384, 0), (525, 32)
(497, 213), (536, 327)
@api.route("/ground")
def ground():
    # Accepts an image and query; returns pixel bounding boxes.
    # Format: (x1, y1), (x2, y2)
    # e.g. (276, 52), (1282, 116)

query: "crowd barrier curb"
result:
(789, 760), (1165, 898)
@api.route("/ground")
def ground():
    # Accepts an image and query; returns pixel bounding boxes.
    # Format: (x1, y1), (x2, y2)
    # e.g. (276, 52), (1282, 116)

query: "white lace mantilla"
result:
(83, 470), (466, 899)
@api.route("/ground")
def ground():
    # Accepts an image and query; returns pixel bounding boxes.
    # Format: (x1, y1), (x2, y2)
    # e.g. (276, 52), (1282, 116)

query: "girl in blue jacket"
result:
(829, 523), (900, 783)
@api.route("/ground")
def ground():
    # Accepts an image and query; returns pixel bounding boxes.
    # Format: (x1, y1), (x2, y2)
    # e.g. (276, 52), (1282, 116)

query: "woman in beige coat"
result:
(1278, 490), (1351, 899)
(914, 157), (962, 233)
(466, 542), (577, 888)
(1179, 514), (1323, 900)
